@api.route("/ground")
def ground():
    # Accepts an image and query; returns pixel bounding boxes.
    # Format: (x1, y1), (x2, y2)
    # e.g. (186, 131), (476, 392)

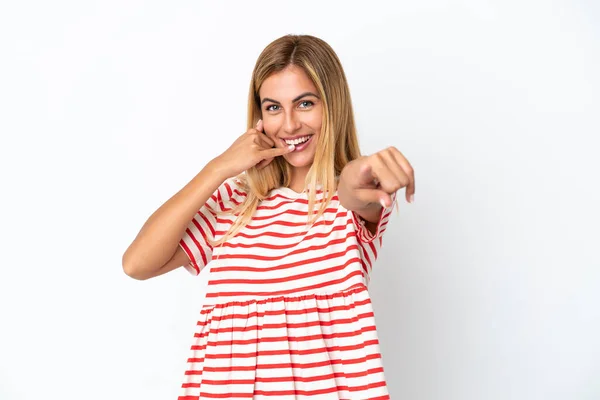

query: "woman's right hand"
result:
(210, 119), (295, 179)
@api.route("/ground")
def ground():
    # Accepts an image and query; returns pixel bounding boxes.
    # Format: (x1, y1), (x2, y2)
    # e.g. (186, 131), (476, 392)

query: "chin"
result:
(283, 154), (315, 169)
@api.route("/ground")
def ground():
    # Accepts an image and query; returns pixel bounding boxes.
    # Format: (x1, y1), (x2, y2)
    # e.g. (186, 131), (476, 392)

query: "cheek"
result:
(262, 120), (276, 136)
(262, 121), (279, 141)
(262, 116), (279, 131)
(306, 108), (323, 128)
(307, 114), (322, 131)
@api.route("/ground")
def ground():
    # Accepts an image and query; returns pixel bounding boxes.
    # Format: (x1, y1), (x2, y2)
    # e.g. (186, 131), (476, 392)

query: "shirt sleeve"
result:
(351, 191), (397, 243)
(178, 177), (243, 276)
(350, 191), (398, 276)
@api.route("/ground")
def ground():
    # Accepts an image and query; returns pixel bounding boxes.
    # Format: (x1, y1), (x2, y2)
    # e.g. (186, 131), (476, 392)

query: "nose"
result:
(283, 110), (302, 135)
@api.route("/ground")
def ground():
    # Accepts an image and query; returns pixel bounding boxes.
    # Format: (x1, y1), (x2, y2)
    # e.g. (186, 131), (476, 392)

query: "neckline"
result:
(275, 186), (309, 198)
(273, 177), (338, 198)
(273, 183), (328, 198)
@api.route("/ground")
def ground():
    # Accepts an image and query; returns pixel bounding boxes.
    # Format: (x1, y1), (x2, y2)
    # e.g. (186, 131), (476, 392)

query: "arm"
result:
(122, 119), (294, 281)
(337, 177), (383, 235)
(338, 169), (390, 236)
(338, 147), (415, 234)
(121, 161), (228, 281)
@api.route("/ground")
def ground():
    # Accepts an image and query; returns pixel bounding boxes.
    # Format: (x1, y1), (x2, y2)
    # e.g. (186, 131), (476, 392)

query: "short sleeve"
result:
(351, 191), (397, 244)
(350, 191), (398, 278)
(178, 177), (244, 276)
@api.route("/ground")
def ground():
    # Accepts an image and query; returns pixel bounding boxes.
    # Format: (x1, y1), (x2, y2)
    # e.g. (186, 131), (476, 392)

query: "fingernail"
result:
(410, 194), (414, 203)
(380, 199), (386, 208)
(288, 144), (295, 150)
(257, 119), (262, 127)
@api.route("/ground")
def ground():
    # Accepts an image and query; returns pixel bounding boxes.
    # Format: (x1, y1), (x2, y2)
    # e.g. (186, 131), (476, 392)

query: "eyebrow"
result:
(260, 92), (320, 105)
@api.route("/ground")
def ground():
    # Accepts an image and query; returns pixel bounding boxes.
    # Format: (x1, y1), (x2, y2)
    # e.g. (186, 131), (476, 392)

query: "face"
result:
(258, 65), (323, 173)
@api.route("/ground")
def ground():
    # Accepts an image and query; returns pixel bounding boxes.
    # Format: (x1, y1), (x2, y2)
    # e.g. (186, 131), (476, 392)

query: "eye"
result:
(299, 100), (314, 109)
(265, 104), (280, 112)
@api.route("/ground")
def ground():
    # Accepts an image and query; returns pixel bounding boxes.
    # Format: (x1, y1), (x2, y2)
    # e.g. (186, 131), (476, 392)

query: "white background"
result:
(1, 1), (599, 399)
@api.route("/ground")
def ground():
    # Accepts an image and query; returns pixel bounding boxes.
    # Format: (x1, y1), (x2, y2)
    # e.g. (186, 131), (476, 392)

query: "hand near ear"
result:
(211, 119), (295, 179)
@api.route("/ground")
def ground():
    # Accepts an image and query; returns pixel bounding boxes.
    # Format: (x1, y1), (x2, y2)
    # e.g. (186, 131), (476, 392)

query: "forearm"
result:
(122, 160), (227, 279)
(338, 165), (382, 224)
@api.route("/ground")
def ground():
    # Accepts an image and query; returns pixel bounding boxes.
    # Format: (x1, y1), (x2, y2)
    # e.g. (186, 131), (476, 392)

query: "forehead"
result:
(259, 65), (318, 101)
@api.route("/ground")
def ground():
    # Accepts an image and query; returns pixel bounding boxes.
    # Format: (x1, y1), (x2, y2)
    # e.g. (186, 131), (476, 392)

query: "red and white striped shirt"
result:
(177, 176), (396, 400)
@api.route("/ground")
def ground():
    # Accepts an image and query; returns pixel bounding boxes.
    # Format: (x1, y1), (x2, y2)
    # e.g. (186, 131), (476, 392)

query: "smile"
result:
(283, 135), (312, 146)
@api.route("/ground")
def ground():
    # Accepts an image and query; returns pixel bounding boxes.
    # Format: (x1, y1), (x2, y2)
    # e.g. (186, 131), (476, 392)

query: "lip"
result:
(283, 134), (313, 152)
(280, 133), (313, 141)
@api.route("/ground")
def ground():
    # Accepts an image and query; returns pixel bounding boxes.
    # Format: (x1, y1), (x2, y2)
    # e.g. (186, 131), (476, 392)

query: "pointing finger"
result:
(261, 143), (295, 159)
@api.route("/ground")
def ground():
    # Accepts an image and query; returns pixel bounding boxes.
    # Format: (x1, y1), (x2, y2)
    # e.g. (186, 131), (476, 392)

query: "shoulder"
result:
(219, 174), (247, 197)
(212, 174), (248, 210)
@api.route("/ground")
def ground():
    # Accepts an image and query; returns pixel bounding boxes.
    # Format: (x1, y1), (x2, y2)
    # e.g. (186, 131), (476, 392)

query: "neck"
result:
(288, 165), (310, 193)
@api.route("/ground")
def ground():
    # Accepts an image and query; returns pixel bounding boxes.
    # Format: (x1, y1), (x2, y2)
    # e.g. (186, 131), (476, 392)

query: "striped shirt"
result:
(177, 176), (396, 399)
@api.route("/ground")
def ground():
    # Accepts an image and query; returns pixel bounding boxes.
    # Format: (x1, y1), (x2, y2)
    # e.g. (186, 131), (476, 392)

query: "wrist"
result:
(353, 202), (382, 224)
(207, 157), (234, 182)
(338, 171), (370, 211)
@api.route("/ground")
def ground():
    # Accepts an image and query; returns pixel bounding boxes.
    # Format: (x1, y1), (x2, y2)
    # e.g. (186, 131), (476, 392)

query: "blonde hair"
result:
(209, 34), (361, 247)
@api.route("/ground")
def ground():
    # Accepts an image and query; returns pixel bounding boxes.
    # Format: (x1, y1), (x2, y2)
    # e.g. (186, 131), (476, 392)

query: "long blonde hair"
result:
(210, 34), (361, 247)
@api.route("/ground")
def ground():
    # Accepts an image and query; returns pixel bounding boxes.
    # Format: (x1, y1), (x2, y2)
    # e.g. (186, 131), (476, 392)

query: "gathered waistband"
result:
(201, 282), (368, 310)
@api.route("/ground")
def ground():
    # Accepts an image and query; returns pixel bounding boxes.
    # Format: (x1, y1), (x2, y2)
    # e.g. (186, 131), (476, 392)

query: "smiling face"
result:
(259, 65), (323, 182)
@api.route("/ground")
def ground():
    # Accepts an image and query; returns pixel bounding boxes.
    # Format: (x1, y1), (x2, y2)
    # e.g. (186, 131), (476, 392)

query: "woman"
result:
(123, 34), (415, 399)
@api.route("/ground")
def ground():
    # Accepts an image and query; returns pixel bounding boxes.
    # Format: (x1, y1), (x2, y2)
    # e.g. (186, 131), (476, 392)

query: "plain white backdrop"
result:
(1, 0), (598, 399)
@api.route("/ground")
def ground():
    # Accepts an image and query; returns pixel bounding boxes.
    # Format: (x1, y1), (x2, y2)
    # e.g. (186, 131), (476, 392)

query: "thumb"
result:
(256, 119), (264, 133)
(357, 162), (377, 186)
(356, 163), (393, 207)
(354, 187), (394, 209)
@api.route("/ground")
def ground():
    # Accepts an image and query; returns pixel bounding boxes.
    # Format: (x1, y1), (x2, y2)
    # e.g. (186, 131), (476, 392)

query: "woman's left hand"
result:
(338, 146), (415, 215)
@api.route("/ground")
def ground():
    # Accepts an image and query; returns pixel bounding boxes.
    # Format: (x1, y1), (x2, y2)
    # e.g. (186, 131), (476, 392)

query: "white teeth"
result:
(284, 135), (311, 145)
